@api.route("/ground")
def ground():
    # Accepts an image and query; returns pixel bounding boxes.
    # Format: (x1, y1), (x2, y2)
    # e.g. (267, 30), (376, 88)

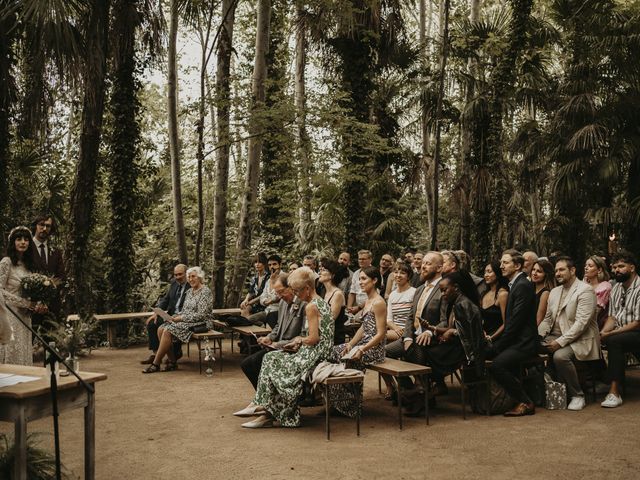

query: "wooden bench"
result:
(67, 312), (154, 347)
(189, 331), (224, 375)
(67, 308), (242, 348)
(321, 375), (365, 440)
(231, 325), (272, 354)
(369, 358), (432, 430)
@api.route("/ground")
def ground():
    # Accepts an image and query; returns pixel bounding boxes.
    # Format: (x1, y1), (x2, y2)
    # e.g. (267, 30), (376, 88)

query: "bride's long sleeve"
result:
(0, 257), (32, 310)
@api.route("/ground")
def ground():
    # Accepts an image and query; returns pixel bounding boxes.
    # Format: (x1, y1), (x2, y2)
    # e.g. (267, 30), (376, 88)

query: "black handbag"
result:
(189, 325), (209, 334)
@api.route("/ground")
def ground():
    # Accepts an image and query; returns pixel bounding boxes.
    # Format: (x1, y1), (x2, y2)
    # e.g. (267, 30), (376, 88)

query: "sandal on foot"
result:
(163, 362), (178, 372)
(142, 363), (161, 374)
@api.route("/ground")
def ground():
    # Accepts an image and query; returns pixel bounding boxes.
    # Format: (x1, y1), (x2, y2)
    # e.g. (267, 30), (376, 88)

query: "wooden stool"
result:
(321, 375), (364, 440)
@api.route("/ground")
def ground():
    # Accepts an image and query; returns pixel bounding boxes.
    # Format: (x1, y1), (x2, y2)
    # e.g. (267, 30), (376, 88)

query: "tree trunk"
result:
(68, 0), (111, 319)
(167, 0), (188, 264)
(459, 0), (481, 258)
(194, 2), (217, 266)
(419, 0), (433, 237)
(106, 0), (140, 313)
(430, 0), (450, 251)
(212, 0), (237, 307)
(0, 11), (16, 248)
(226, 0), (270, 307)
(295, 0), (312, 248)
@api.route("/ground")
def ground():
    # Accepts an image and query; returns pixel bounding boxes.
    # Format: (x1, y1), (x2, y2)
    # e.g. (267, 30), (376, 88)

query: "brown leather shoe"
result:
(140, 354), (155, 365)
(504, 402), (535, 417)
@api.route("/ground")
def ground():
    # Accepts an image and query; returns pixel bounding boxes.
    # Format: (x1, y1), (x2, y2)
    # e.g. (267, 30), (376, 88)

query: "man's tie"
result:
(39, 243), (47, 266)
(414, 283), (434, 330)
(176, 285), (186, 312)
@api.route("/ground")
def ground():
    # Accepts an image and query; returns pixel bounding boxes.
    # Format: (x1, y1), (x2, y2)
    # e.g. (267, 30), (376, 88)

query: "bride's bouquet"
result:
(21, 273), (57, 305)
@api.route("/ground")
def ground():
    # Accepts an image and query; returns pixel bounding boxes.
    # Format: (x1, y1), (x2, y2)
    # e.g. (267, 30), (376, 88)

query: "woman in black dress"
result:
(480, 260), (509, 342)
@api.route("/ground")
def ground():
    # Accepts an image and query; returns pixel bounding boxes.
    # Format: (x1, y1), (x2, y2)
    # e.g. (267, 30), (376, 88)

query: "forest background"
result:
(1, 0), (639, 324)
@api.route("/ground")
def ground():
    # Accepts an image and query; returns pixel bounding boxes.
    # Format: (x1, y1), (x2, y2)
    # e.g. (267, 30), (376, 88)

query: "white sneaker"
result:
(567, 396), (586, 411)
(600, 393), (623, 408)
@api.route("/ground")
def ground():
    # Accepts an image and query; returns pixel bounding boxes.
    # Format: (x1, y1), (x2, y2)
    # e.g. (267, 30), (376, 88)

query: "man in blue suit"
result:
(141, 264), (190, 364)
(488, 249), (538, 416)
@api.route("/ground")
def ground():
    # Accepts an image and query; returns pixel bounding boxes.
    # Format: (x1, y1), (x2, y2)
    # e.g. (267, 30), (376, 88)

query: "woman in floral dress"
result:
(329, 265), (387, 417)
(142, 266), (213, 373)
(0, 226), (48, 365)
(237, 267), (334, 428)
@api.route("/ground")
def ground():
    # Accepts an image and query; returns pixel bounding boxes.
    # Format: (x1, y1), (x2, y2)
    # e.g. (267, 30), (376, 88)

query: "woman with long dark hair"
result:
(318, 258), (349, 344)
(0, 226), (47, 365)
(329, 265), (386, 417)
(480, 261), (508, 341)
(531, 259), (554, 326)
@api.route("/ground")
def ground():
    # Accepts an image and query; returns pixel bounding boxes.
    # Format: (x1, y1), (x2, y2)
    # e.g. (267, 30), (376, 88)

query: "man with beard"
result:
(337, 251), (353, 298)
(380, 252), (447, 400)
(600, 251), (640, 408)
(30, 214), (65, 328)
(538, 256), (600, 411)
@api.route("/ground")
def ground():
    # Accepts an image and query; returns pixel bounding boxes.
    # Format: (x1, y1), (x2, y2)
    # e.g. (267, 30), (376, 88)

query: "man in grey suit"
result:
(539, 256), (600, 411)
(239, 272), (307, 390)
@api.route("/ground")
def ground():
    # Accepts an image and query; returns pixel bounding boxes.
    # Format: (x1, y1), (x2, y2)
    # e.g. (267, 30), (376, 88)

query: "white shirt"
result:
(32, 237), (48, 264)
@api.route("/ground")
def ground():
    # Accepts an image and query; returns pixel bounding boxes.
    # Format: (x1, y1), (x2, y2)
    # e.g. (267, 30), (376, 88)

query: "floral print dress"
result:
(253, 297), (333, 427)
(0, 257), (33, 365)
(329, 310), (385, 417)
(160, 286), (214, 343)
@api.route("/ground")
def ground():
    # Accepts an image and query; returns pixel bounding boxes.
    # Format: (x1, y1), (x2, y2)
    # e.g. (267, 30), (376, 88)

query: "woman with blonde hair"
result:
(235, 267), (334, 428)
(583, 255), (612, 328)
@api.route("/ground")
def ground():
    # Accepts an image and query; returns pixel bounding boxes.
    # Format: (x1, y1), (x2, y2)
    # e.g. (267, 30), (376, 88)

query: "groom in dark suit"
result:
(141, 264), (190, 364)
(30, 214), (66, 328)
(488, 249), (538, 416)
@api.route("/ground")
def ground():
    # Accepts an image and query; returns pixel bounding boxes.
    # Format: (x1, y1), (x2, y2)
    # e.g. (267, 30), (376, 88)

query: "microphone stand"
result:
(5, 301), (94, 480)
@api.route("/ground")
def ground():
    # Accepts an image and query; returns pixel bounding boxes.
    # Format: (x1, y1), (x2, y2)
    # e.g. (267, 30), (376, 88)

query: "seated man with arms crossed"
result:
(600, 251), (640, 408)
(237, 272), (307, 393)
(539, 256), (600, 411)
(141, 264), (189, 364)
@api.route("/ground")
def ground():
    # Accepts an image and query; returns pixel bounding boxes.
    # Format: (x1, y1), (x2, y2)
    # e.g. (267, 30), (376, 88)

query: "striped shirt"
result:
(608, 275), (640, 328)
(387, 287), (416, 327)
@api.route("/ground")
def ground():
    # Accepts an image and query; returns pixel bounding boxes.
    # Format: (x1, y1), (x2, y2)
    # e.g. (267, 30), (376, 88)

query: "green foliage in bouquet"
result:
(20, 274), (57, 305)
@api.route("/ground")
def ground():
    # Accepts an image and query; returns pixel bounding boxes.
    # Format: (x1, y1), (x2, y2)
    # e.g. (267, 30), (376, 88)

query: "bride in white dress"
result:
(0, 226), (48, 365)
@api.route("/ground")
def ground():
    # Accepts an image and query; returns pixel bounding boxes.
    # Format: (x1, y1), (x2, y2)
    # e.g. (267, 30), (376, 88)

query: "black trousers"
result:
(488, 347), (532, 404)
(405, 340), (464, 384)
(240, 348), (269, 390)
(147, 319), (182, 357)
(604, 331), (640, 384)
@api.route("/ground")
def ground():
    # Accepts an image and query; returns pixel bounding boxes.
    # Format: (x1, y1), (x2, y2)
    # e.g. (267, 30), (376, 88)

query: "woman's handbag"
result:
(544, 373), (567, 409)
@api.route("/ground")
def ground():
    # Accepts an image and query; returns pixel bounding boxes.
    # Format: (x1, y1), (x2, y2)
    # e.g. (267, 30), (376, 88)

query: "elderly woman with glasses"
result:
(235, 267), (334, 428)
(142, 266), (213, 373)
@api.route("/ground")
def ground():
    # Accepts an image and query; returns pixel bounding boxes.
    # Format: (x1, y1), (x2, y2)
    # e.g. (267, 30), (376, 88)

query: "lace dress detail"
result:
(0, 257), (33, 365)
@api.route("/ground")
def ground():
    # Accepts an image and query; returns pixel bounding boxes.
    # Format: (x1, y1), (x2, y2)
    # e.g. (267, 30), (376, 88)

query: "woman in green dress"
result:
(238, 267), (334, 428)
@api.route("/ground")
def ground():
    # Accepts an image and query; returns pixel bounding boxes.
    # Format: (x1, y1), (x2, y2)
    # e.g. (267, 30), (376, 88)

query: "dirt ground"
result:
(2, 343), (639, 480)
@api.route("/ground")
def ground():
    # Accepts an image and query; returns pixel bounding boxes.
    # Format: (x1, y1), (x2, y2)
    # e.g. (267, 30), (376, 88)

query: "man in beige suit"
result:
(539, 256), (600, 411)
